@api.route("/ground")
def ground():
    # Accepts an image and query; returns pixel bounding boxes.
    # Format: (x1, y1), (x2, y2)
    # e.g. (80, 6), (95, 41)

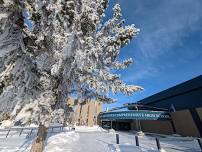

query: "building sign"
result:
(99, 110), (171, 121)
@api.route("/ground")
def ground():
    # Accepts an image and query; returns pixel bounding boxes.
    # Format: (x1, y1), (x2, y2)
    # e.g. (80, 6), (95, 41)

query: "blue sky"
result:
(103, 0), (202, 110)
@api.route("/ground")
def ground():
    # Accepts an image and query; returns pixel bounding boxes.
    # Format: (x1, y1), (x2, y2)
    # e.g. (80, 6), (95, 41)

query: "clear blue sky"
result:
(103, 0), (202, 110)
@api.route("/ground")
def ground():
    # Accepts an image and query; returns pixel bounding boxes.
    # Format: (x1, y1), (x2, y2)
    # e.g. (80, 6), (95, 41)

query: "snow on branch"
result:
(0, 0), (143, 126)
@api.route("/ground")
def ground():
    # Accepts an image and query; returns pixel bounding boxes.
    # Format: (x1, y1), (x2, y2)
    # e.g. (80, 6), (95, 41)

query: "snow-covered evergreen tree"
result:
(0, 1), (41, 122)
(1, 0), (142, 126)
(0, 0), (142, 151)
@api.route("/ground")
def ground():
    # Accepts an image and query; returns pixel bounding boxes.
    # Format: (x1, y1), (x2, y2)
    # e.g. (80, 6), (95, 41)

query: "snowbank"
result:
(0, 120), (14, 128)
(45, 131), (79, 152)
(75, 125), (106, 132)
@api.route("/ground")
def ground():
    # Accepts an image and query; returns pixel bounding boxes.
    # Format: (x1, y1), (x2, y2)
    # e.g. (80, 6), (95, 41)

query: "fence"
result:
(0, 125), (73, 139)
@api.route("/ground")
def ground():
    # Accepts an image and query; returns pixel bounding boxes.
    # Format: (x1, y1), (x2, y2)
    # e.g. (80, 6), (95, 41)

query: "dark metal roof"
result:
(128, 75), (202, 110)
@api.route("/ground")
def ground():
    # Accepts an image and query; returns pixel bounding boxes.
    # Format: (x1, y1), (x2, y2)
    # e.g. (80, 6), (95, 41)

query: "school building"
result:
(99, 75), (202, 137)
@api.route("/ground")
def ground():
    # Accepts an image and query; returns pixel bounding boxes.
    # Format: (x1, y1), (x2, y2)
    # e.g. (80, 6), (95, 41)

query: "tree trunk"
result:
(63, 116), (68, 127)
(31, 124), (48, 152)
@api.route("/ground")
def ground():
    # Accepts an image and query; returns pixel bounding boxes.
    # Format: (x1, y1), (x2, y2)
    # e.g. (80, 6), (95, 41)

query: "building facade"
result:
(67, 98), (102, 127)
(99, 75), (202, 137)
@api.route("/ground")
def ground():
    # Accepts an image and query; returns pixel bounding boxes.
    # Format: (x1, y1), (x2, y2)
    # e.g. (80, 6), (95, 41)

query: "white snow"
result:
(0, 13), (9, 19)
(75, 125), (106, 132)
(44, 132), (79, 152)
(0, 120), (14, 128)
(0, 125), (201, 152)
(0, 1), (142, 126)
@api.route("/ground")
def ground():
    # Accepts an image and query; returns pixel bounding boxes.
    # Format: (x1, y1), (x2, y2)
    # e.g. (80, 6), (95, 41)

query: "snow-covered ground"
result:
(0, 125), (201, 152)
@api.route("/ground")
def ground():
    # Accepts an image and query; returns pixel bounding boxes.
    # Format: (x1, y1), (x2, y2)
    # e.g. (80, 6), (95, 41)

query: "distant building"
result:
(67, 98), (102, 127)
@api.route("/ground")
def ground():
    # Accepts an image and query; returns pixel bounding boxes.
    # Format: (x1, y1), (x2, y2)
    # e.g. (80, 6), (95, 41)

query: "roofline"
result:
(128, 75), (202, 106)
(138, 86), (202, 105)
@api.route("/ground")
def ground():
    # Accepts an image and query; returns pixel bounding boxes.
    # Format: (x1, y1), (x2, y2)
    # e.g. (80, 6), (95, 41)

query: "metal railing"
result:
(0, 125), (73, 138)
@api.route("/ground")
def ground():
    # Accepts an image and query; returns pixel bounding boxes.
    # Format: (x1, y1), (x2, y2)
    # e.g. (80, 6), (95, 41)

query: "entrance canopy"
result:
(99, 110), (171, 121)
